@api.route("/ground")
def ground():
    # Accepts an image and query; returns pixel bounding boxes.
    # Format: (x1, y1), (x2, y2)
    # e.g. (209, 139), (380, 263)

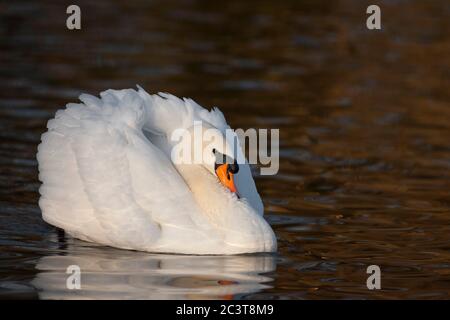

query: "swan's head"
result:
(172, 122), (241, 196)
(212, 148), (239, 194)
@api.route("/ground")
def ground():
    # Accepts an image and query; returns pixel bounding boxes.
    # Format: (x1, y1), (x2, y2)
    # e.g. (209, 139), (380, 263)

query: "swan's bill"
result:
(215, 163), (239, 196)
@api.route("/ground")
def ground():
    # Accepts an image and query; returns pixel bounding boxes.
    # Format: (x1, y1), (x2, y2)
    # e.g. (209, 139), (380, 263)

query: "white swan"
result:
(37, 86), (276, 254)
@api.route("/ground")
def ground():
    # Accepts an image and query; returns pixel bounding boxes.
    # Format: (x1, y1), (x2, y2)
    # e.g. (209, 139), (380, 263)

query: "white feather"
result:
(37, 87), (276, 254)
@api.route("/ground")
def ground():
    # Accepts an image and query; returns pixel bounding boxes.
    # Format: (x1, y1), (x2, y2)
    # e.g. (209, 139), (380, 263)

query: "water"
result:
(1, 0), (449, 299)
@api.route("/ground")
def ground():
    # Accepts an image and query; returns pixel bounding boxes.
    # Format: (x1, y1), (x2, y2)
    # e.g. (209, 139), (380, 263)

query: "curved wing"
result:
(136, 87), (264, 215)
(37, 89), (212, 251)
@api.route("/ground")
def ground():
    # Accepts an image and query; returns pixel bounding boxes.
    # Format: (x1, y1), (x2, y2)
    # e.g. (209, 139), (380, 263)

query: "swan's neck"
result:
(175, 164), (276, 253)
(175, 164), (242, 225)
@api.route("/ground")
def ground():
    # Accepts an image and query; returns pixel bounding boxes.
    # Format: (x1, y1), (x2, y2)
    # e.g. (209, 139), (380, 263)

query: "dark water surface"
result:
(1, 0), (450, 299)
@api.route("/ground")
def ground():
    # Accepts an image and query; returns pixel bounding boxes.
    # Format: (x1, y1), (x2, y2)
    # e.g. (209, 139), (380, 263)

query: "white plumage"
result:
(37, 86), (276, 254)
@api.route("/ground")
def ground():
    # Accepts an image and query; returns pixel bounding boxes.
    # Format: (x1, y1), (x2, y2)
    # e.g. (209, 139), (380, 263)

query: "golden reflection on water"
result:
(0, 0), (449, 299)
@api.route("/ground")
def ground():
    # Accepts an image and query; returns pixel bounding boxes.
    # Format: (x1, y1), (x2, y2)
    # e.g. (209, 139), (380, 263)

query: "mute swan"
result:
(37, 86), (276, 254)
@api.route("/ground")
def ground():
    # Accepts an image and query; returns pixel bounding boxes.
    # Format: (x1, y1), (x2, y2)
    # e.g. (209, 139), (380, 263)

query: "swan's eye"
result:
(212, 148), (216, 154)
(228, 161), (239, 174)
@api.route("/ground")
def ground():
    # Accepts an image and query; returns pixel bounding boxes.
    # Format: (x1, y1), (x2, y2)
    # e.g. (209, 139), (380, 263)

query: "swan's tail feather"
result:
(37, 125), (104, 242)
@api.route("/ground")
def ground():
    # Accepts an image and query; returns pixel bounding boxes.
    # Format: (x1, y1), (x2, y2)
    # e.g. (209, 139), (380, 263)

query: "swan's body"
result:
(37, 87), (276, 254)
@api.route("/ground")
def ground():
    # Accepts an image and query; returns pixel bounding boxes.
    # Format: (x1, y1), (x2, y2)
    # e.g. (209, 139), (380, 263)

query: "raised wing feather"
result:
(38, 89), (214, 251)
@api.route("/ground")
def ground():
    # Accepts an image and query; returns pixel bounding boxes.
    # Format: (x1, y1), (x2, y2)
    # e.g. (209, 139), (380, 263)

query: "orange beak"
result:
(215, 163), (238, 194)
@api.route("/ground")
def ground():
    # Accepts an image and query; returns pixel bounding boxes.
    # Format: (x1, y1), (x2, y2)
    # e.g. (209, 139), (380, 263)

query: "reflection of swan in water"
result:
(32, 240), (276, 299)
